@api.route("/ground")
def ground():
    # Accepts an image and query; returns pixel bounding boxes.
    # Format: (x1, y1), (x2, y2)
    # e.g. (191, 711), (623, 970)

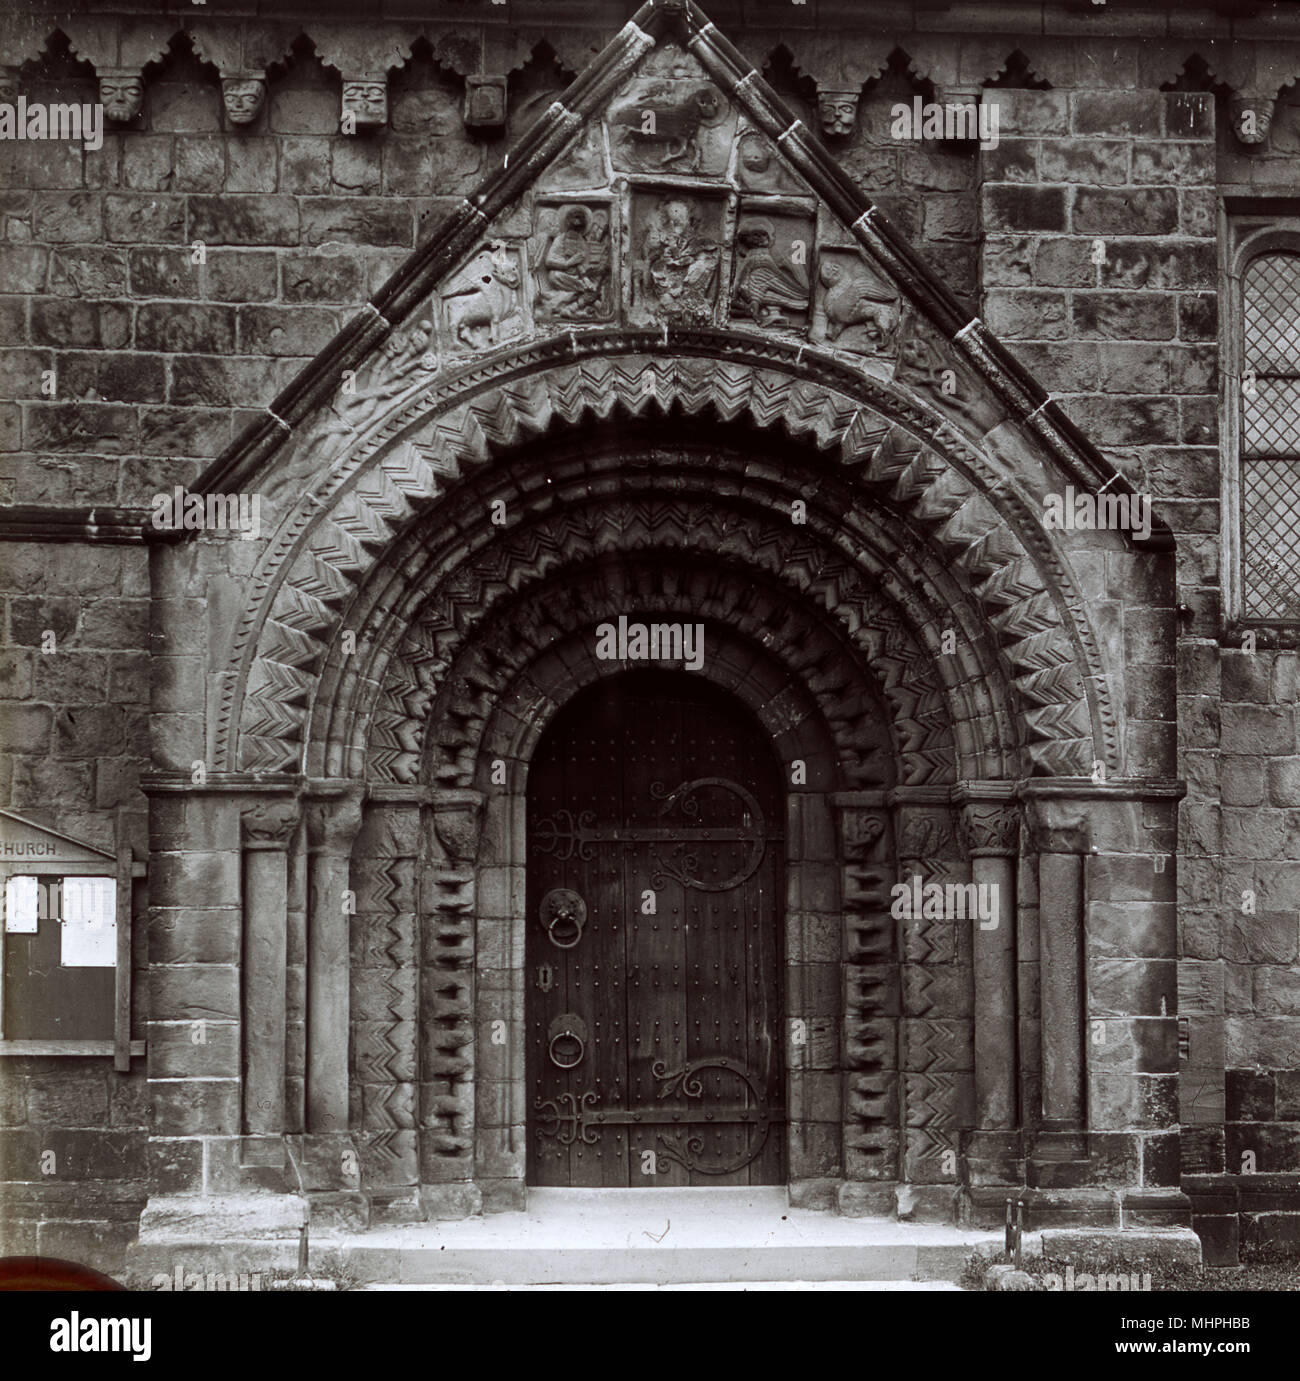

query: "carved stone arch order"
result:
(397, 555), (926, 791)
(315, 458), (1016, 789)
(313, 456), (993, 785)
(228, 343), (1121, 781)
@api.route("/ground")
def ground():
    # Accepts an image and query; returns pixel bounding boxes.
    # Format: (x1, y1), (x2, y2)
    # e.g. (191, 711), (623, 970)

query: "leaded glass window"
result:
(1241, 251), (1300, 621)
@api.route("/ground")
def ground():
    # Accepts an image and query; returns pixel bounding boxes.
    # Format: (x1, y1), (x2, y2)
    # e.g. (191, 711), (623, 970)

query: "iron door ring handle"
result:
(549, 1028), (585, 1069)
(547, 916), (583, 949)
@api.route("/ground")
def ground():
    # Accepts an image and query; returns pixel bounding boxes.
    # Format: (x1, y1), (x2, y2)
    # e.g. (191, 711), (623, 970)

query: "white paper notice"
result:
(4, 874), (39, 932)
(60, 876), (117, 967)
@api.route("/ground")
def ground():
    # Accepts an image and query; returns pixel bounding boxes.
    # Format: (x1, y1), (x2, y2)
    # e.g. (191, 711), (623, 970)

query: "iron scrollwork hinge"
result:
(647, 777), (768, 892)
(533, 1056), (776, 1175)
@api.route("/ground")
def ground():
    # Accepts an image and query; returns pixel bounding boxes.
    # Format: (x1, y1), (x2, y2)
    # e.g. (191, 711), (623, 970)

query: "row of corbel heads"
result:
(21, 68), (508, 133)
(0, 15), (1287, 146)
(90, 75), (1279, 144)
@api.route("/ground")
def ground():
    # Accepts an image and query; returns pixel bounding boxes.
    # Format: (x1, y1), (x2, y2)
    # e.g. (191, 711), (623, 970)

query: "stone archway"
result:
(139, 0), (1188, 1240)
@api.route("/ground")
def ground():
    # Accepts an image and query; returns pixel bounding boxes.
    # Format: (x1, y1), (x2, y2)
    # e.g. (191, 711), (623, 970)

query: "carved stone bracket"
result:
(99, 69), (145, 124)
(240, 798), (301, 851)
(1229, 94), (1274, 146)
(341, 77), (388, 131)
(464, 74), (507, 131)
(221, 75), (267, 126)
(817, 89), (860, 138)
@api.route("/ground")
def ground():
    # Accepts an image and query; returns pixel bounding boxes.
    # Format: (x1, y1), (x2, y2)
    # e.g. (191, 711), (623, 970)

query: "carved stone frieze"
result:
(607, 78), (734, 175)
(323, 317), (438, 438)
(733, 128), (802, 195)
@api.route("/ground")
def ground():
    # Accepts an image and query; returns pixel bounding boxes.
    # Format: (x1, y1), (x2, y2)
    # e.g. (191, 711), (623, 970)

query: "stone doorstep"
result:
(120, 1189), (1203, 1285)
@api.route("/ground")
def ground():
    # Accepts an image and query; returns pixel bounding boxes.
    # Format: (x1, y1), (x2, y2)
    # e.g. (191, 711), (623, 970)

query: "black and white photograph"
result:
(0, 0), (1297, 1355)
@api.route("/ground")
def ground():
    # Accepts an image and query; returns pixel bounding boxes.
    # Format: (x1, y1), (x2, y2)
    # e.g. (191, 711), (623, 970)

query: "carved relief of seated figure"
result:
(642, 198), (721, 322)
(535, 206), (612, 320)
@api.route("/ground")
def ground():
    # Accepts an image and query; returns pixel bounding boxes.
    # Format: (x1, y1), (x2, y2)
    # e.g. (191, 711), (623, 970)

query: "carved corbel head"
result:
(817, 88), (860, 138)
(99, 70), (144, 124)
(341, 76), (388, 131)
(1230, 95), (1274, 146)
(464, 75), (507, 132)
(221, 74), (267, 127)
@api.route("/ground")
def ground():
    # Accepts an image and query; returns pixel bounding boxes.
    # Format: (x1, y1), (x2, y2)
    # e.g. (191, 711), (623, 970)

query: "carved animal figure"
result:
(444, 246), (522, 350)
(611, 86), (728, 169)
(732, 219), (810, 327)
(819, 258), (898, 351)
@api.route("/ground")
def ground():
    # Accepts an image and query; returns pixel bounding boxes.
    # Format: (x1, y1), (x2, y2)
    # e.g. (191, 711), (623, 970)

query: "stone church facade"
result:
(0, 0), (1297, 1277)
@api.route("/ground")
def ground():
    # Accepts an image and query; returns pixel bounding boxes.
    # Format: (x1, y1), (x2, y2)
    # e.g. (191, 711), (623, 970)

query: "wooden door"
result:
(526, 671), (784, 1187)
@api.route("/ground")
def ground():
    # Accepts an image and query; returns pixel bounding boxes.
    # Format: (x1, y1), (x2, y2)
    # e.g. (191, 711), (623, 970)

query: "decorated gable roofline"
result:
(179, 0), (1169, 551)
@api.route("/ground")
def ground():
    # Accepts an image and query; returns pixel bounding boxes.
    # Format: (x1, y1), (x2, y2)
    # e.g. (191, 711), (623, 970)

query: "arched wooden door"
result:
(526, 670), (785, 1187)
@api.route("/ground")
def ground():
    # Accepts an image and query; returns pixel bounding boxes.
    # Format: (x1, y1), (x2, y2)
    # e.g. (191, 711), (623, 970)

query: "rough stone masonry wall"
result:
(978, 80), (1300, 1258)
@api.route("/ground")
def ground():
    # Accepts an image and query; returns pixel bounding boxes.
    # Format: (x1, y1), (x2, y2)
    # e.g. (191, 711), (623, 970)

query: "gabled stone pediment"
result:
(193, 0), (1156, 539)
(0, 810), (115, 869)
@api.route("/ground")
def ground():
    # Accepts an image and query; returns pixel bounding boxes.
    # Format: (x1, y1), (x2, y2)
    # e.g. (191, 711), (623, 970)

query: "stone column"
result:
(304, 783), (365, 1132)
(958, 791), (1019, 1130)
(240, 797), (301, 1141)
(1033, 836), (1087, 1133)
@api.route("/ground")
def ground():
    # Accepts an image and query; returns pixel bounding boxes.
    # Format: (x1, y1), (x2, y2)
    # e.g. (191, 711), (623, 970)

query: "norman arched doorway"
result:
(526, 670), (786, 1187)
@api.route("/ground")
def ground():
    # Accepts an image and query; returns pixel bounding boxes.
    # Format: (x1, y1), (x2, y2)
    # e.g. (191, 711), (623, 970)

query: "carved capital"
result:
(960, 802), (1020, 857)
(221, 75), (267, 127)
(1024, 798), (1092, 856)
(430, 789), (484, 865)
(305, 786), (365, 855)
(894, 808), (959, 860)
(839, 807), (888, 861)
(240, 798), (301, 850)
(1230, 94), (1273, 145)
(464, 74), (507, 131)
(817, 89), (859, 138)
